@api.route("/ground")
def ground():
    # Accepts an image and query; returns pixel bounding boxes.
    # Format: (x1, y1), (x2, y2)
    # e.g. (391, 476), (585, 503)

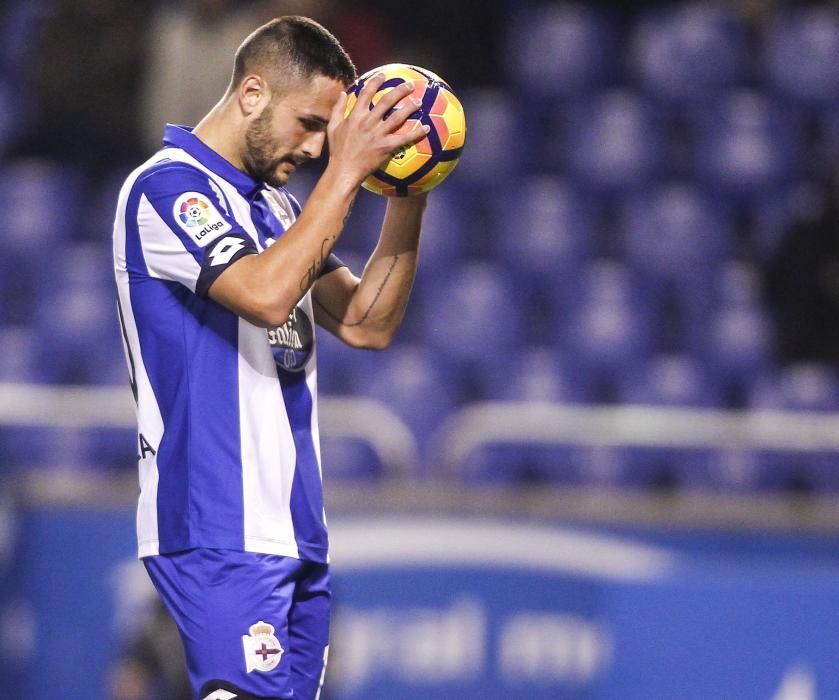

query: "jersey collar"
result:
(163, 124), (262, 198)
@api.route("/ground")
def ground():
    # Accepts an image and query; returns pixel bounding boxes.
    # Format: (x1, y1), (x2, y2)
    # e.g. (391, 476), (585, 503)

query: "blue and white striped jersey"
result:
(113, 124), (333, 562)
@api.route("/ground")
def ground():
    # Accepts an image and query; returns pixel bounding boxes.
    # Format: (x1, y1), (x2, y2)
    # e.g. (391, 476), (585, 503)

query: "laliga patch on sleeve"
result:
(172, 191), (232, 246)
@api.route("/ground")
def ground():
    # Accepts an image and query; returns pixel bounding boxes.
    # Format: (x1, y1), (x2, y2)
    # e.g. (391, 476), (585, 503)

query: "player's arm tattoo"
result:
(299, 236), (336, 292)
(298, 197), (356, 292)
(315, 254), (400, 327)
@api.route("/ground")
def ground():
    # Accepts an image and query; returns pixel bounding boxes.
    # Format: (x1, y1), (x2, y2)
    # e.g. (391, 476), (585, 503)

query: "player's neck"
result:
(193, 101), (247, 174)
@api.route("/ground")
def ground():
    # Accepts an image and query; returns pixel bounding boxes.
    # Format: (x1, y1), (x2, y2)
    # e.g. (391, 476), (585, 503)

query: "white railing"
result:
(431, 401), (839, 476)
(0, 383), (420, 475)
(4, 384), (839, 479)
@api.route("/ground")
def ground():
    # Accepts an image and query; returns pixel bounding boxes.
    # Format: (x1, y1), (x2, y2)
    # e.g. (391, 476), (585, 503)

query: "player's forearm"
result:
(214, 164), (360, 327)
(280, 163), (361, 295)
(345, 195), (427, 347)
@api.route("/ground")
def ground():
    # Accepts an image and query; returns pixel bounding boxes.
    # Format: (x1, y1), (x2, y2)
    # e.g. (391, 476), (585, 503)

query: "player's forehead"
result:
(277, 74), (345, 121)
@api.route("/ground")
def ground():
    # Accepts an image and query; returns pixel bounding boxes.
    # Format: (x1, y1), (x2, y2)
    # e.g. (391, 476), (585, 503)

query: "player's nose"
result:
(301, 131), (327, 160)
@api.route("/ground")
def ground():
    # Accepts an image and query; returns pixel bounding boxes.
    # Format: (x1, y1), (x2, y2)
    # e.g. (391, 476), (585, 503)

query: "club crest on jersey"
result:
(262, 188), (294, 229)
(242, 620), (283, 673)
(267, 306), (314, 372)
(173, 191), (231, 246)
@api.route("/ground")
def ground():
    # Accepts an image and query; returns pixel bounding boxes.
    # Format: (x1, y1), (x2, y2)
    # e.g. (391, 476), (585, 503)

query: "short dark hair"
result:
(229, 16), (356, 95)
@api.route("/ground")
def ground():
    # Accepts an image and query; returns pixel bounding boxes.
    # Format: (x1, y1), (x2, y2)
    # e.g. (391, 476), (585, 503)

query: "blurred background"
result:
(3, 0), (839, 697)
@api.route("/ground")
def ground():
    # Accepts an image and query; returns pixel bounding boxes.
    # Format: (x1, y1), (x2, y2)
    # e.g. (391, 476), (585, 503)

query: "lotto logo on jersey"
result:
(173, 191), (231, 246)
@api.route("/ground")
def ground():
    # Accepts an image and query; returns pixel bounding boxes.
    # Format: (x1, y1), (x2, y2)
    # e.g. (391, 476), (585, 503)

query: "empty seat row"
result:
(506, 4), (839, 106)
(0, 254), (784, 394)
(460, 86), (839, 192)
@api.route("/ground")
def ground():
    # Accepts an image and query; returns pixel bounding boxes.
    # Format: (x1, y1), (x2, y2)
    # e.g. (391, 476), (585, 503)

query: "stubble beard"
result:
(242, 104), (288, 188)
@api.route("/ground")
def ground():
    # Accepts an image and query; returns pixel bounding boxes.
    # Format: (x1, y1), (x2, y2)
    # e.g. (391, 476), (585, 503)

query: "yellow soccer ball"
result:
(345, 63), (467, 197)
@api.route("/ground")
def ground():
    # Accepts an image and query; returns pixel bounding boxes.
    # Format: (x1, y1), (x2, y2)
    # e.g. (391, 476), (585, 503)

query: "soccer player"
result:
(113, 16), (429, 700)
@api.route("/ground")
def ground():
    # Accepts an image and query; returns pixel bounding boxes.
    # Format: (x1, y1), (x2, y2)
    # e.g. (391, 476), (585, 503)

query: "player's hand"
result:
(327, 74), (430, 186)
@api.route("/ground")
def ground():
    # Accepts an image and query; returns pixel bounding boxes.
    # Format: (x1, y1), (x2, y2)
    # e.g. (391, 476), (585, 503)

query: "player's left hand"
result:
(326, 76), (430, 186)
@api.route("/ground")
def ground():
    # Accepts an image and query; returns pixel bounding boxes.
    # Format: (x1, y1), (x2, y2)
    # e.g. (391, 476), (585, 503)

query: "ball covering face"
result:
(345, 63), (466, 197)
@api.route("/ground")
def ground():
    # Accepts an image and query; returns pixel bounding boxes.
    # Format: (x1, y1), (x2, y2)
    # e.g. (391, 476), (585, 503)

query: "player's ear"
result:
(238, 74), (269, 117)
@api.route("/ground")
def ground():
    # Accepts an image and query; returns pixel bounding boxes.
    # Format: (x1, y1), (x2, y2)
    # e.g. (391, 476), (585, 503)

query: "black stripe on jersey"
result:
(196, 234), (258, 298)
(318, 252), (346, 278)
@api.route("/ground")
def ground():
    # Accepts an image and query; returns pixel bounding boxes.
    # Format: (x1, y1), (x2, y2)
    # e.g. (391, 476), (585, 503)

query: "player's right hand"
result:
(326, 73), (430, 186)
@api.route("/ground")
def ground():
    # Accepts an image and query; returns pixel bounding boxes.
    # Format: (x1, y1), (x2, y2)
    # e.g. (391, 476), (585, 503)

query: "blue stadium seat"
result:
(565, 90), (663, 191)
(421, 262), (524, 399)
(620, 353), (720, 407)
(562, 260), (653, 402)
(630, 4), (746, 102)
(495, 176), (593, 277)
(702, 297), (773, 408)
(461, 441), (583, 487)
(621, 183), (729, 351)
(622, 183), (728, 281)
(479, 346), (585, 404)
(454, 90), (516, 184)
(743, 446), (839, 495)
(14, 427), (92, 470)
(505, 4), (613, 99)
(616, 354), (720, 490)
(706, 447), (764, 493)
(750, 363), (839, 412)
(805, 454), (839, 494)
(459, 347), (588, 485)
(314, 329), (379, 396)
(51, 242), (116, 293)
(764, 8), (839, 105)
(612, 444), (714, 492)
(571, 445), (629, 488)
(0, 326), (39, 382)
(692, 91), (799, 196)
(747, 364), (839, 493)
(493, 176), (593, 340)
(91, 334), (131, 387)
(0, 161), (85, 323)
(318, 436), (385, 482)
(32, 286), (123, 385)
(83, 426), (138, 471)
(410, 184), (468, 300)
(78, 168), (131, 242)
(351, 342), (456, 456)
(0, 266), (36, 325)
(0, 160), (84, 249)
(0, 427), (51, 471)
(454, 182), (512, 259)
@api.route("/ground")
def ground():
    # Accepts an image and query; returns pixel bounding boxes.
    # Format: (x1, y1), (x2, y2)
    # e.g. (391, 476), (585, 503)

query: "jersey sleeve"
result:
(320, 253), (346, 277)
(134, 163), (257, 296)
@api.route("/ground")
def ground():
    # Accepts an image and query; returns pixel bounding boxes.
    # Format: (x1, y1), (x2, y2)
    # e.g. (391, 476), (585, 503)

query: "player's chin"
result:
(264, 169), (290, 188)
